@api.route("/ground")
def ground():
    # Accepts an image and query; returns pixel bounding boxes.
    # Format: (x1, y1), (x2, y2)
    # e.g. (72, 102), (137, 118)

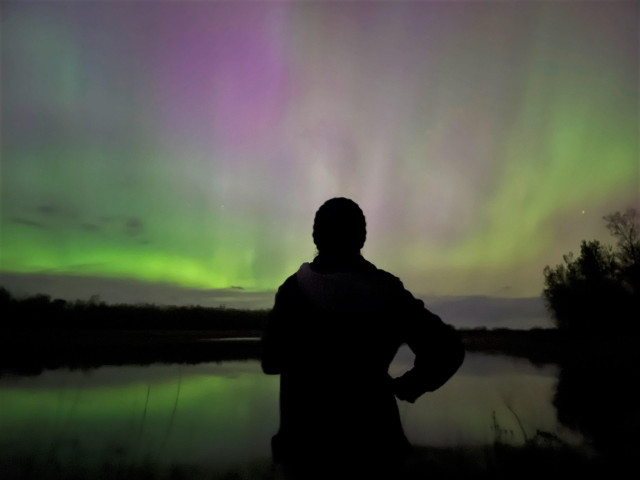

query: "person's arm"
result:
(261, 275), (298, 375)
(392, 287), (465, 403)
(261, 309), (283, 375)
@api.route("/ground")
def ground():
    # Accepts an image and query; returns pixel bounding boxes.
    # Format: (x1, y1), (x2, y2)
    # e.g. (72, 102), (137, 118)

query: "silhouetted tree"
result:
(543, 209), (640, 333)
(0, 287), (11, 306)
(605, 209), (640, 294)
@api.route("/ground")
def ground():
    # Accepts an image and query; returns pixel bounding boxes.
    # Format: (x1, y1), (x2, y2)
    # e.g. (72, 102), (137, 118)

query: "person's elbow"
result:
(261, 357), (281, 375)
(427, 327), (466, 385)
(450, 342), (465, 377)
(447, 328), (466, 373)
(260, 344), (282, 375)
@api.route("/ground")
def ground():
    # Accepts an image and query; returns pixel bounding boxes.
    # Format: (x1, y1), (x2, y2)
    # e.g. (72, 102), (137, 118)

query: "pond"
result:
(0, 349), (582, 477)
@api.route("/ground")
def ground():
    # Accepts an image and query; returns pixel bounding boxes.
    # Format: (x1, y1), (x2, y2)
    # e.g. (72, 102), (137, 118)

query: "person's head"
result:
(312, 197), (366, 257)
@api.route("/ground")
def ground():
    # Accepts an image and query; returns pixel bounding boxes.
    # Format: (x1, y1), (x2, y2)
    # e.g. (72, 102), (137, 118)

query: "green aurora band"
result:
(1, 2), (637, 301)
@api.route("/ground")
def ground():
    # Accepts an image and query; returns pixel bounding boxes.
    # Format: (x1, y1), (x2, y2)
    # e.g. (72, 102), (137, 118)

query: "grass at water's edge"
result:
(1, 441), (624, 480)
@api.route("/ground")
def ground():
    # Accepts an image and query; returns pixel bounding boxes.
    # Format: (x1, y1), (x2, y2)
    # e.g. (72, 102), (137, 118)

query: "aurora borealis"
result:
(1, 1), (638, 311)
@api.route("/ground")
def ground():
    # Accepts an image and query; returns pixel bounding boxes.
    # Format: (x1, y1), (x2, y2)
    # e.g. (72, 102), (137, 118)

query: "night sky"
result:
(1, 1), (638, 320)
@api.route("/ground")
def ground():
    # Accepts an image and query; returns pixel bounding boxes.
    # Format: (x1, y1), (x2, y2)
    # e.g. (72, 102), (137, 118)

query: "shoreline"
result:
(3, 327), (625, 376)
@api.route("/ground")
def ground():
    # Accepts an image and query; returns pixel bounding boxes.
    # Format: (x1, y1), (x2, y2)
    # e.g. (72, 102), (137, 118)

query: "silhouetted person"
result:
(262, 197), (465, 479)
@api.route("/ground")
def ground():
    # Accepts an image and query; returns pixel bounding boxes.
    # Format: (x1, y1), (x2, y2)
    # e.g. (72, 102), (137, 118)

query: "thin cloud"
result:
(11, 217), (47, 229)
(36, 204), (59, 215)
(80, 223), (101, 232)
(124, 217), (144, 237)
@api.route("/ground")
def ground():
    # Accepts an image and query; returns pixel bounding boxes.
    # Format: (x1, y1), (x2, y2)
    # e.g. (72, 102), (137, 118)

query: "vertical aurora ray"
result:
(1, 1), (637, 301)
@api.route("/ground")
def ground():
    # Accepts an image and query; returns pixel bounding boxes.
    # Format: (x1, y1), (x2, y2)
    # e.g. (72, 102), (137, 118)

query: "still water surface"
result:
(0, 349), (581, 472)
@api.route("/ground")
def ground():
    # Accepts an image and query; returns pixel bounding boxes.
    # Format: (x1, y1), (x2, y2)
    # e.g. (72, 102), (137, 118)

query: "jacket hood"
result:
(295, 261), (398, 314)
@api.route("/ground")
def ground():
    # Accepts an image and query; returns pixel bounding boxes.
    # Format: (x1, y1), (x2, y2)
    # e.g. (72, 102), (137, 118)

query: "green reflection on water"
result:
(0, 362), (279, 470)
(0, 354), (581, 477)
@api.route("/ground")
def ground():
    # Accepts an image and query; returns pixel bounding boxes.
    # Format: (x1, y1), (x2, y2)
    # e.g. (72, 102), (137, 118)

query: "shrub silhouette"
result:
(543, 209), (639, 333)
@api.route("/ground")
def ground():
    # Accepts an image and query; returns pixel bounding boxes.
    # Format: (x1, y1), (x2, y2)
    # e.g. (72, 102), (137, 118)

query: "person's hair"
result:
(312, 197), (366, 255)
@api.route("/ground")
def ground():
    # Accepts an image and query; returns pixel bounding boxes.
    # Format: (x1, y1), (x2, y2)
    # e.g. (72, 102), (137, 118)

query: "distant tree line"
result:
(0, 287), (268, 331)
(543, 208), (639, 333)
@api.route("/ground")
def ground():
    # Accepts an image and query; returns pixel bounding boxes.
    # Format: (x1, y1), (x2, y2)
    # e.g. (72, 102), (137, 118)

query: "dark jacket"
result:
(261, 255), (465, 465)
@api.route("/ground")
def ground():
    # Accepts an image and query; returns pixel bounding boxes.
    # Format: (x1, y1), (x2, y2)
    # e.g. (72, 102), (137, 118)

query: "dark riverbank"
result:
(0, 442), (627, 480)
(3, 324), (630, 376)
(3, 288), (638, 374)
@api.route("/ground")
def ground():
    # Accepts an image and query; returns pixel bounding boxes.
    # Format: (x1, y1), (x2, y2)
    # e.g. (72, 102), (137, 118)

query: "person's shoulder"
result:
(275, 264), (309, 297)
(271, 270), (304, 312)
(363, 259), (404, 286)
(278, 269), (301, 291)
(361, 260), (413, 299)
